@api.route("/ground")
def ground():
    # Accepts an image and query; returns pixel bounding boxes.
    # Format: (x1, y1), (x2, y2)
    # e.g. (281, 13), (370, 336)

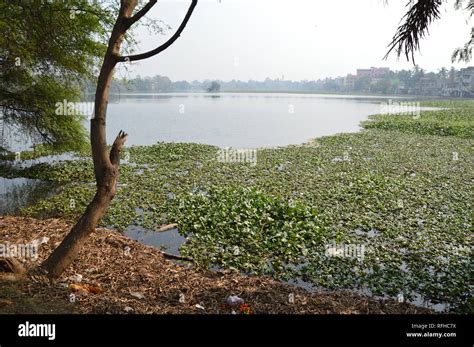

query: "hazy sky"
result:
(120, 0), (473, 81)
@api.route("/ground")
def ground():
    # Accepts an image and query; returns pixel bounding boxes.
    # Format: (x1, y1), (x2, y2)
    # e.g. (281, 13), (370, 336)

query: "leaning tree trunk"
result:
(40, 0), (197, 279)
(40, 132), (127, 278)
(41, 3), (135, 279)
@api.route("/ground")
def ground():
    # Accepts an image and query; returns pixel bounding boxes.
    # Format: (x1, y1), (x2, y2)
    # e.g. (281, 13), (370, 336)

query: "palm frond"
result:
(385, 0), (443, 62)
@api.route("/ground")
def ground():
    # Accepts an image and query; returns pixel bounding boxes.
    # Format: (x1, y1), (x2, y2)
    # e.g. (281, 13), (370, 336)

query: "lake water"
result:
(0, 177), (57, 215)
(99, 93), (411, 149)
(2, 93), (424, 151)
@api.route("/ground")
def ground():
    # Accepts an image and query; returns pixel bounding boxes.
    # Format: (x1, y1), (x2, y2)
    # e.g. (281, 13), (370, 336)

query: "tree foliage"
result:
(0, 1), (115, 151)
(452, 0), (474, 62)
(207, 81), (221, 92)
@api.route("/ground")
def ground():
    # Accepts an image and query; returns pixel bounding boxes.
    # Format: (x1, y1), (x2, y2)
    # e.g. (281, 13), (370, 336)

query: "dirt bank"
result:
(0, 216), (433, 314)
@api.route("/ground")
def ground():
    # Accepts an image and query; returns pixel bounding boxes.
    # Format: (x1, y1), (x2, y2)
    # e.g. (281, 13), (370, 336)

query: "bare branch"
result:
(124, 0), (158, 30)
(118, 0), (197, 62)
(110, 130), (128, 166)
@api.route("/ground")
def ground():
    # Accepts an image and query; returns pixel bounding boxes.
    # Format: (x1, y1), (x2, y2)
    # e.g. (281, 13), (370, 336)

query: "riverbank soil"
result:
(0, 216), (432, 314)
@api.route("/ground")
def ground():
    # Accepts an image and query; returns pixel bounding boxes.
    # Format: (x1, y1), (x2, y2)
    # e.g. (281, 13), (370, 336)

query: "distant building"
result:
(416, 77), (438, 95)
(370, 67), (390, 78)
(459, 67), (474, 96)
(440, 67), (474, 97)
(341, 66), (474, 96)
(355, 67), (390, 79)
(344, 74), (357, 88)
(356, 69), (371, 78)
(370, 77), (382, 85)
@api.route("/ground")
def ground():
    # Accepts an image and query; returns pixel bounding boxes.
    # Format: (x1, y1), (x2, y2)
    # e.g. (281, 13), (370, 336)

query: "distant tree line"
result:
(80, 65), (472, 96)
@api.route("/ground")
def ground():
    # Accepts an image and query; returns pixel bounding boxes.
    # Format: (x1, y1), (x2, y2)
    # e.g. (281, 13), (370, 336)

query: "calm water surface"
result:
(3, 93), (422, 151)
(100, 93), (409, 148)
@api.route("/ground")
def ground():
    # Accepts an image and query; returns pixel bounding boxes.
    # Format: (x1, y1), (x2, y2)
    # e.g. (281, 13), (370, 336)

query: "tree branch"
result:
(160, 250), (194, 263)
(124, 0), (158, 30)
(109, 130), (128, 167)
(118, 0), (197, 62)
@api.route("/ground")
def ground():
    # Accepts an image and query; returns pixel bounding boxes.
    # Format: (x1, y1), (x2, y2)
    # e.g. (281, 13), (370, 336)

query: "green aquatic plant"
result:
(168, 186), (328, 277)
(362, 107), (474, 138)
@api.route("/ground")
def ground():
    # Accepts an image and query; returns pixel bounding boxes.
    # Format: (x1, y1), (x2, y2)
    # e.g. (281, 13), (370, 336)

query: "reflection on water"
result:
(124, 225), (187, 256)
(0, 177), (57, 215)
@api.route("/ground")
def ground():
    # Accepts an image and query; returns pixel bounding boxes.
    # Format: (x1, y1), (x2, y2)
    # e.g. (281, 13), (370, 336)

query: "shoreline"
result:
(0, 216), (434, 314)
(93, 91), (474, 100)
(104, 91), (446, 99)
